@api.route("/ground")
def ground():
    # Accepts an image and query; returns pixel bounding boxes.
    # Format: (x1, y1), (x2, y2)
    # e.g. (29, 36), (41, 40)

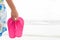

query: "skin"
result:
(6, 0), (18, 21)
(0, 0), (18, 29)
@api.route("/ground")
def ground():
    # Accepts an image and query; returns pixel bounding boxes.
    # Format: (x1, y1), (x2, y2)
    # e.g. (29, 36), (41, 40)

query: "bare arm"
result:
(6, 0), (18, 20)
(6, 0), (16, 11)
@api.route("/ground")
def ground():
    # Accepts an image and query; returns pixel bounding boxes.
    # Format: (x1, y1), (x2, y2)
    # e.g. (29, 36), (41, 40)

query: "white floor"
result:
(1, 34), (60, 40)
(1, 33), (60, 40)
(1, 23), (60, 40)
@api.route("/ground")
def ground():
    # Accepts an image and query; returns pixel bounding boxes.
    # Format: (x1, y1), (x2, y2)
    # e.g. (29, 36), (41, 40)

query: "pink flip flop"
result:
(7, 18), (15, 38)
(15, 17), (24, 37)
(7, 17), (24, 38)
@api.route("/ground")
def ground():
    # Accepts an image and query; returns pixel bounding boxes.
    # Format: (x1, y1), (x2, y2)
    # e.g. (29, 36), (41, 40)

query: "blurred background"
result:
(1, 0), (60, 40)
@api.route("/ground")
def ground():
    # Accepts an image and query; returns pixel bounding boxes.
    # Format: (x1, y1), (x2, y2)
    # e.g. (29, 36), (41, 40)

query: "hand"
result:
(11, 10), (18, 21)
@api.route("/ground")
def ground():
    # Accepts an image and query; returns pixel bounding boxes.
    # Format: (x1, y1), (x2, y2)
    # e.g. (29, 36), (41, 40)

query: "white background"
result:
(1, 0), (60, 40)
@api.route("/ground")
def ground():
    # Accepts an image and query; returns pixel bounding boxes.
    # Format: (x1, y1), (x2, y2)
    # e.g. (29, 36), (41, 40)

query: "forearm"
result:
(6, 0), (16, 11)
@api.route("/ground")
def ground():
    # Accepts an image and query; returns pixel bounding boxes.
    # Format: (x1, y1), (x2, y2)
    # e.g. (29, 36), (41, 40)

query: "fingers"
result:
(11, 11), (18, 21)
(11, 16), (18, 21)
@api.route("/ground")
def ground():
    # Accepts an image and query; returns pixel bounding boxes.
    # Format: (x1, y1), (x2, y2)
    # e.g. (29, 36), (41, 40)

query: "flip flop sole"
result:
(15, 17), (24, 37)
(7, 18), (15, 38)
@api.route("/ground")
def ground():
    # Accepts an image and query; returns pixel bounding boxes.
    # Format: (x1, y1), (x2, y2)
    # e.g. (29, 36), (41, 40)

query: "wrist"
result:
(11, 7), (17, 11)
(12, 9), (17, 12)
